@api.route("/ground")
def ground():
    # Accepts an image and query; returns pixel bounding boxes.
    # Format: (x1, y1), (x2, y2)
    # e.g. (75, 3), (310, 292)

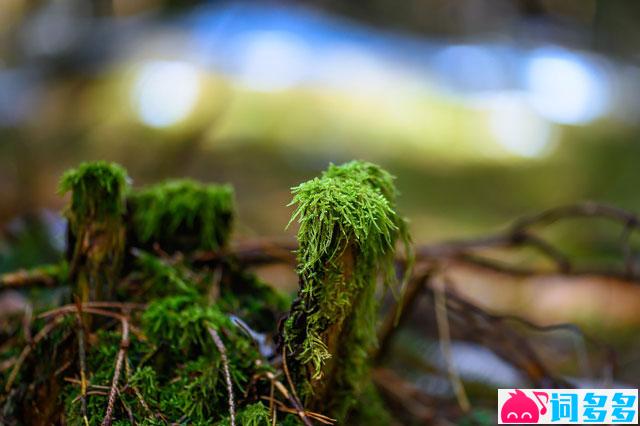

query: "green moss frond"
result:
(129, 179), (234, 251)
(62, 328), (154, 425)
(139, 296), (264, 422)
(59, 161), (129, 224)
(287, 169), (398, 278)
(323, 160), (398, 203)
(284, 160), (403, 358)
(326, 161), (414, 300)
(347, 382), (393, 426)
(62, 295), (266, 424)
(142, 295), (231, 354)
(283, 160), (410, 420)
(41, 261), (69, 282)
(217, 402), (271, 426)
(297, 329), (331, 374)
(128, 366), (160, 405)
(132, 249), (199, 297)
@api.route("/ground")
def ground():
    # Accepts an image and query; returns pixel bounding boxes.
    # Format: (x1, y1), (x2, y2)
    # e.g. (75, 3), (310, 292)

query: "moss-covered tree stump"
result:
(0, 160), (409, 425)
(281, 161), (409, 423)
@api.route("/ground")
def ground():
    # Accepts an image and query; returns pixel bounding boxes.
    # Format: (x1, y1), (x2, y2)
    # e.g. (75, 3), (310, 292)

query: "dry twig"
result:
(4, 316), (65, 392)
(260, 395), (336, 424)
(0, 269), (57, 289)
(262, 369), (314, 426)
(433, 278), (471, 413)
(75, 300), (90, 426)
(101, 316), (130, 426)
(208, 326), (236, 426)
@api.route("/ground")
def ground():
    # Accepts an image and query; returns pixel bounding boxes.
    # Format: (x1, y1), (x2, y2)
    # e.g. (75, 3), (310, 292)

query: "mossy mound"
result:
(128, 179), (234, 252)
(0, 160), (408, 425)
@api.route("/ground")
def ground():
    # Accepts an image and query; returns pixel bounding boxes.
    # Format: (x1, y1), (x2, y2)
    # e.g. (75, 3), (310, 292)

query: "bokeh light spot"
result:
(132, 61), (201, 128)
(486, 92), (557, 158)
(524, 48), (608, 125)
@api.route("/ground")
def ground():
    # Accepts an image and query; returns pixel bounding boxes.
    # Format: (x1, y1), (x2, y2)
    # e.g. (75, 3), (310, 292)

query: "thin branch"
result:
(269, 378), (276, 426)
(429, 278), (572, 387)
(212, 202), (640, 283)
(260, 396), (335, 424)
(421, 252), (640, 283)
(22, 304), (33, 343)
(193, 238), (297, 266)
(376, 267), (432, 362)
(6, 203), (640, 292)
(125, 357), (156, 419)
(263, 370), (313, 426)
(208, 326), (236, 426)
(73, 390), (109, 400)
(433, 279), (471, 413)
(0, 268), (57, 289)
(75, 300), (89, 426)
(116, 386), (135, 425)
(101, 317), (130, 426)
(4, 316), (65, 392)
(282, 347), (303, 410)
(510, 202), (640, 231)
(38, 302), (145, 320)
(372, 368), (434, 422)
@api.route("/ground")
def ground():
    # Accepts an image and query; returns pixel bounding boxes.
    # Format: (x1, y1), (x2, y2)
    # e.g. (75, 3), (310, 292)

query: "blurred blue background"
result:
(2, 0), (640, 242)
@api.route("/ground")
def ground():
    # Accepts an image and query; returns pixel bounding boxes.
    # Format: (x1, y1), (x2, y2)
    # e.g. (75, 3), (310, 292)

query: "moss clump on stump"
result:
(128, 179), (234, 252)
(282, 160), (408, 422)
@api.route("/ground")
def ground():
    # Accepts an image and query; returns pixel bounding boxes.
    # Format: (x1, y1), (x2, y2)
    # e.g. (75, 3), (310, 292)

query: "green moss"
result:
(323, 160), (398, 204)
(140, 295), (269, 422)
(283, 160), (408, 420)
(4, 161), (407, 424)
(41, 261), (69, 282)
(60, 161), (129, 302)
(61, 295), (268, 424)
(131, 249), (199, 297)
(142, 295), (232, 355)
(347, 382), (393, 426)
(0, 262), (68, 291)
(62, 328), (156, 426)
(129, 179), (234, 251)
(217, 402), (271, 426)
(217, 265), (292, 333)
(59, 161), (129, 224)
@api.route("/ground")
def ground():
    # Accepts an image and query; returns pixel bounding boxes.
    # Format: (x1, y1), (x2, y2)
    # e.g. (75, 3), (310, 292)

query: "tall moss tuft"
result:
(282, 160), (408, 421)
(60, 161), (129, 222)
(129, 179), (234, 252)
(59, 161), (129, 302)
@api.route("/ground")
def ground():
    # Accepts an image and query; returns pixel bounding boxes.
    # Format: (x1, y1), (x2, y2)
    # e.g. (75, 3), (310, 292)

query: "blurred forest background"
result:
(2, 0), (640, 421)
